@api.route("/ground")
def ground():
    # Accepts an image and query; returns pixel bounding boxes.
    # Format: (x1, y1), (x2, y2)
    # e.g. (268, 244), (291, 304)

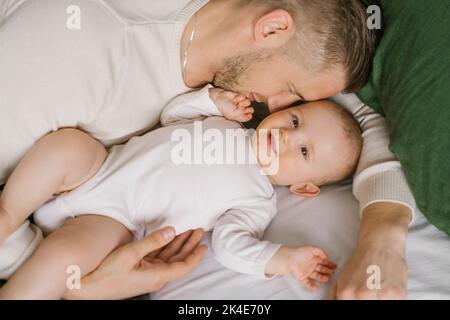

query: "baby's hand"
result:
(209, 87), (254, 123)
(287, 246), (337, 291)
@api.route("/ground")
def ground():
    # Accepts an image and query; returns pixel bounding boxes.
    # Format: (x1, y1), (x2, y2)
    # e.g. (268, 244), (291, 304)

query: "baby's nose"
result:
(279, 128), (291, 148)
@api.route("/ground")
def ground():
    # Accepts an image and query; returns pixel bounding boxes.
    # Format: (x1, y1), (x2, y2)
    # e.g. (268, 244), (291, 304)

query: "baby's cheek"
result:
(277, 156), (303, 184)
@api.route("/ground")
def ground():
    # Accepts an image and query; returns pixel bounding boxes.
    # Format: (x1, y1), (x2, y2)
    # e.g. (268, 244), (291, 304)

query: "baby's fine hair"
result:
(325, 102), (363, 185)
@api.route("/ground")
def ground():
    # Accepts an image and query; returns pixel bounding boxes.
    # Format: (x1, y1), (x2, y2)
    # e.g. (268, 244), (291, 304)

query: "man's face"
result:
(213, 50), (347, 112)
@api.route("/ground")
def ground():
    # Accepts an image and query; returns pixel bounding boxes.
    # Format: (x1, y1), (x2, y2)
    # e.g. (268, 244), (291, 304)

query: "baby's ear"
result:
(289, 183), (320, 198)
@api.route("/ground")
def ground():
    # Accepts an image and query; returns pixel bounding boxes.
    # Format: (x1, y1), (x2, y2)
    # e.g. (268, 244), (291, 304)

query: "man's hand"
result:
(331, 202), (411, 300)
(209, 88), (254, 122)
(63, 227), (207, 300)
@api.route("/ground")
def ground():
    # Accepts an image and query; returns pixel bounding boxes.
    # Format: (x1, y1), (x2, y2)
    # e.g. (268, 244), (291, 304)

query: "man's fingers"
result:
(132, 226), (176, 259)
(169, 228), (205, 262)
(164, 244), (208, 281)
(156, 229), (193, 261)
(145, 247), (164, 260)
(148, 228), (201, 260)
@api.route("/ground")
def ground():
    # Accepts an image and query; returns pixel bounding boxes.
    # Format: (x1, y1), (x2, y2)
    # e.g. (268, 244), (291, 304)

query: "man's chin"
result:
(211, 75), (237, 92)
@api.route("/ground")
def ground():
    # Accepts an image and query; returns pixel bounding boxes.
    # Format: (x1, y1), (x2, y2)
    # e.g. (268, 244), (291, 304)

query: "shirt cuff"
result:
(255, 242), (283, 279)
(197, 84), (223, 117)
(353, 162), (417, 226)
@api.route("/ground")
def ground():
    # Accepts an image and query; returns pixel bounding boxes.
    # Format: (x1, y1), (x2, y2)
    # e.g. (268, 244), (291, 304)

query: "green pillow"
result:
(357, 0), (450, 235)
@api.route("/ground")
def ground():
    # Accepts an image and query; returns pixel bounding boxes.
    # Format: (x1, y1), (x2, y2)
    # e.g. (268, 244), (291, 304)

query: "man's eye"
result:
(292, 115), (299, 128)
(300, 146), (308, 159)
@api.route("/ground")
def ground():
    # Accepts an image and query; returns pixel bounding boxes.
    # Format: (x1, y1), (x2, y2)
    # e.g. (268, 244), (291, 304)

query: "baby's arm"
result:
(160, 85), (253, 126)
(212, 201), (336, 290)
(0, 128), (107, 244)
(211, 205), (281, 277)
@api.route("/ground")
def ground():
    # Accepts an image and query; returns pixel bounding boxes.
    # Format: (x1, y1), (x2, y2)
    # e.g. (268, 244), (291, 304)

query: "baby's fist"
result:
(287, 246), (337, 291)
(209, 88), (254, 123)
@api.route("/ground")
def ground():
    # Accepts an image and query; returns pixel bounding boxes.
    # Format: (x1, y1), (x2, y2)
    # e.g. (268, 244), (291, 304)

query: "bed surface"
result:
(153, 182), (450, 300)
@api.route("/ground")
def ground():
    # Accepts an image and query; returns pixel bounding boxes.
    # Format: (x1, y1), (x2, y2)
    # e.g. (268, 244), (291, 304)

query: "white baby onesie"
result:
(34, 86), (281, 277)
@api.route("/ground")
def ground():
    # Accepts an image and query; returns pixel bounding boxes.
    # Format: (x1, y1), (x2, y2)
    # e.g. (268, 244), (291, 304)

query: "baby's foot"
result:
(287, 246), (337, 291)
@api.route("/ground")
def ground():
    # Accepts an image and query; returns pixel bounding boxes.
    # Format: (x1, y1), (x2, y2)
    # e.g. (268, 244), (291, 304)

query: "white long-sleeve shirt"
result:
(0, 0), (206, 184)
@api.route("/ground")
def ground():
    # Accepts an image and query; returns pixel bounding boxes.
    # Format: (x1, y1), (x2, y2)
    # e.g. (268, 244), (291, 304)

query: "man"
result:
(0, 0), (415, 299)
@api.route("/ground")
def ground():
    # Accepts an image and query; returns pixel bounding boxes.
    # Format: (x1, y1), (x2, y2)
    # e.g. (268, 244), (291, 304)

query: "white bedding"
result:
(153, 182), (450, 300)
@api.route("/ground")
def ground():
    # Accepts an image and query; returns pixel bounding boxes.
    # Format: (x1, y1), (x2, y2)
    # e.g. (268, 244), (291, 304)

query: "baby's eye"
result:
(300, 146), (308, 159)
(292, 114), (300, 128)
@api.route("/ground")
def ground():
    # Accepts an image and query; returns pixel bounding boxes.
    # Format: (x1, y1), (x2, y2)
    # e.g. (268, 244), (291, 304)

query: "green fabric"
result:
(357, 0), (450, 235)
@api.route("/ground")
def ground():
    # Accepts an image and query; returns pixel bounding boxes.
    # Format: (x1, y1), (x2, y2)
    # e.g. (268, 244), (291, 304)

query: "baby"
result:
(0, 85), (362, 299)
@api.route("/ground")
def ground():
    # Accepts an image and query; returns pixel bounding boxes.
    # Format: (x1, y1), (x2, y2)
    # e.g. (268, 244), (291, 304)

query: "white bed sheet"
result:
(152, 183), (450, 300)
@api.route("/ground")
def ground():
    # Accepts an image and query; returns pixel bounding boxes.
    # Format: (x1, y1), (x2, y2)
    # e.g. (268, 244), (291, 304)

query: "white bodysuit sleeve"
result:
(160, 84), (222, 126)
(332, 93), (417, 224)
(211, 197), (281, 278)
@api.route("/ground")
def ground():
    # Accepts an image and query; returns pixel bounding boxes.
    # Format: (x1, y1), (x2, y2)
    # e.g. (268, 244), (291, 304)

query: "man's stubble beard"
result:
(212, 50), (274, 92)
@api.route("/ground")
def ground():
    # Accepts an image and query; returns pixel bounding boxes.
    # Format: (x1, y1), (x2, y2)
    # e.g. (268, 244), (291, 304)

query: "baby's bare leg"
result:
(0, 129), (107, 243)
(0, 215), (133, 299)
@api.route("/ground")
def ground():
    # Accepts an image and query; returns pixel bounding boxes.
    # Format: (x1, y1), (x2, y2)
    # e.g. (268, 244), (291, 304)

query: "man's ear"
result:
(254, 9), (295, 47)
(289, 183), (321, 198)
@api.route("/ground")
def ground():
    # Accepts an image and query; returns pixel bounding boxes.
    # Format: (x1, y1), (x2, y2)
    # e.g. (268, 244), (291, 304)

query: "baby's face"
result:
(252, 101), (353, 188)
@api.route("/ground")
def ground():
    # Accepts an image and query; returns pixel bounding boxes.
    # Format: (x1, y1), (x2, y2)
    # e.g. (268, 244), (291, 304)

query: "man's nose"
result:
(268, 92), (302, 113)
(251, 92), (268, 105)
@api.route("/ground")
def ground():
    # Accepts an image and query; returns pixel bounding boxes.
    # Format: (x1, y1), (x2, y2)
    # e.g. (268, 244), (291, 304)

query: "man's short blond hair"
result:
(249, 0), (381, 92)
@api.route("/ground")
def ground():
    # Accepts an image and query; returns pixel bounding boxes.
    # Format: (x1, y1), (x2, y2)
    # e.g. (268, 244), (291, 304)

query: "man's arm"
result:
(331, 93), (416, 299)
(330, 202), (410, 300)
(333, 93), (416, 217)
